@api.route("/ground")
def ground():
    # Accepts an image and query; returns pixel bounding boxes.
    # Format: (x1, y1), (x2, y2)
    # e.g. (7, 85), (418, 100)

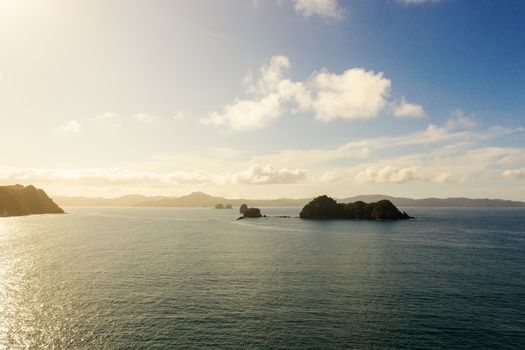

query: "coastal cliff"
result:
(0, 185), (64, 217)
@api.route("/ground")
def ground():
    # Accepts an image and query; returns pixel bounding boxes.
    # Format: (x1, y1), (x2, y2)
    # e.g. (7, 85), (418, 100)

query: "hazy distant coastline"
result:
(54, 191), (525, 208)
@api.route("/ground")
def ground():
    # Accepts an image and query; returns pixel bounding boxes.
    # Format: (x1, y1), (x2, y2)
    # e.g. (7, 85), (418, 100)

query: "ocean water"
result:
(0, 207), (524, 349)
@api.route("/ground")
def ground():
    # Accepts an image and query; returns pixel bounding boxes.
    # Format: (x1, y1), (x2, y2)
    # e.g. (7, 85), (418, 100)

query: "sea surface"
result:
(1, 207), (524, 349)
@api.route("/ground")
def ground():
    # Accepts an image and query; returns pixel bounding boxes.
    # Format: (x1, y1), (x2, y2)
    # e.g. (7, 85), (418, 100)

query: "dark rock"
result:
(214, 203), (224, 209)
(239, 203), (248, 214)
(299, 195), (412, 220)
(237, 207), (264, 219)
(225, 204), (233, 209)
(244, 207), (263, 218)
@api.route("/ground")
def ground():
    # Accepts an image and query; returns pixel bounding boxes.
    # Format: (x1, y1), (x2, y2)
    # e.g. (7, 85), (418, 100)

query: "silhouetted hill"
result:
(134, 192), (306, 208)
(0, 184), (64, 217)
(54, 192), (525, 208)
(300, 195), (411, 220)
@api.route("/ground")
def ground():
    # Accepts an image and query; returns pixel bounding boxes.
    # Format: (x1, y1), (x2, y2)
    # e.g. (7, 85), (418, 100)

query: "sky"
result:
(1, 0), (524, 199)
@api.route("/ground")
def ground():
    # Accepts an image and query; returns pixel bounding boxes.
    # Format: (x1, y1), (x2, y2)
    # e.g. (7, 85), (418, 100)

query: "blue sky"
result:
(1, 0), (524, 199)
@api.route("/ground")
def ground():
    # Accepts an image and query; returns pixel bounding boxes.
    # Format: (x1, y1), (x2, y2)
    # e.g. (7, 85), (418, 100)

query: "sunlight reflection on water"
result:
(0, 208), (524, 349)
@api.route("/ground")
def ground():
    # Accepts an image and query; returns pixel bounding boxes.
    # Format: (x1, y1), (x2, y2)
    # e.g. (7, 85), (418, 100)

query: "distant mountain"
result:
(0, 184), (64, 217)
(54, 191), (525, 208)
(341, 194), (525, 208)
(134, 192), (306, 208)
(54, 194), (166, 207)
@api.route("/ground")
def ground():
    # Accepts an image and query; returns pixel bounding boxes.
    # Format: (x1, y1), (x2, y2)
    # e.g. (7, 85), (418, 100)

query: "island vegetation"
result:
(299, 195), (412, 220)
(0, 184), (64, 217)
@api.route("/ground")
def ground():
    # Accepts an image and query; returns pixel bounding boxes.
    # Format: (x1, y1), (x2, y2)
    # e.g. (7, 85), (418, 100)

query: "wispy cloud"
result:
(133, 113), (159, 123)
(502, 169), (524, 180)
(233, 165), (307, 184)
(0, 164), (307, 190)
(397, 0), (443, 5)
(89, 112), (119, 122)
(291, 0), (346, 19)
(354, 166), (456, 184)
(392, 97), (426, 118)
(59, 120), (82, 133)
(172, 112), (186, 121)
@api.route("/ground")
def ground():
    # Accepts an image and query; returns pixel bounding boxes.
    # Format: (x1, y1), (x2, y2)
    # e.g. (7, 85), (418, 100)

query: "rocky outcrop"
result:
(299, 195), (412, 220)
(239, 203), (248, 214)
(237, 207), (265, 219)
(0, 184), (64, 217)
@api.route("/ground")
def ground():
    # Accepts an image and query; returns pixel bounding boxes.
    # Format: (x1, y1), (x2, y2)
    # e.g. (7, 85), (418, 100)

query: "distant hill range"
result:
(0, 184), (64, 217)
(54, 191), (525, 208)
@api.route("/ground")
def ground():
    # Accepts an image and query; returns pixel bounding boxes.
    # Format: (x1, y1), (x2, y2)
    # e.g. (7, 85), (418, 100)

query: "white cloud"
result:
(0, 164), (307, 189)
(353, 166), (459, 184)
(202, 94), (282, 131)
(59, 120), (82, 133)
(446, 109), (476, 130)
(355, 166), (420, 184)
(311, 68), (391, 121)
(398, 0), (442, 5)
(0, 167), (211, 186)
(172, 112), (186, 121)
(392, 97), (425, 118)
(133, 113), (159, 123)
(202, 55), (309, 131)
(204, 55), (419, 131)
(233, 165), (307, 184)
(320, 170), (343, 183)
(502, 169), (524, 180)
(291, 0), (345, 19)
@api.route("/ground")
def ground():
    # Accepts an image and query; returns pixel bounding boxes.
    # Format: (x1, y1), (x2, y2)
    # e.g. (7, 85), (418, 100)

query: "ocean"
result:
(1, 207), (524, 349)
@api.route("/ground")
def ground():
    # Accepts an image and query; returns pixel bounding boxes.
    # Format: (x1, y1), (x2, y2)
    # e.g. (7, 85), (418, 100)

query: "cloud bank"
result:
(291, 0), (345, 19)
(203, 55), (424, 131)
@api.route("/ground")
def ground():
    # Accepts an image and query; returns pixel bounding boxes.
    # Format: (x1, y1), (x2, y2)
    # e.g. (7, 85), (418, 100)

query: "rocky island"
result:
(0, 184), (64, 217)
(299, 195), (412, 220)
(237, 203), (264, 219)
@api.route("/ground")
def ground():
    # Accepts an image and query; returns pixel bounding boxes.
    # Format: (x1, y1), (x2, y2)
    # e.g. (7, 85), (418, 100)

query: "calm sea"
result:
(1, 207), (524, 349)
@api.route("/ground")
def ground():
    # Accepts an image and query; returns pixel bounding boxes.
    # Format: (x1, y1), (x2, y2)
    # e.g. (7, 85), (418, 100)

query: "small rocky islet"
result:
(236, 195), (412, 221)
(237, 203), (265, 220)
